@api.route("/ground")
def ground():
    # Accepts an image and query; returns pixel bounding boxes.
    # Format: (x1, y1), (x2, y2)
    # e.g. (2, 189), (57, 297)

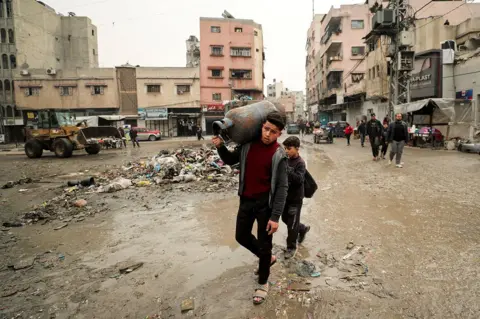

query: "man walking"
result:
(366, 113), (383, 161)
(118, 126), (127, 148)
(387, 113), (409, 168)
(129, 128), (140, 148)
(212, 112), (288, 305)
(282, 136), (310, 259)
(358, 120), (366, 147)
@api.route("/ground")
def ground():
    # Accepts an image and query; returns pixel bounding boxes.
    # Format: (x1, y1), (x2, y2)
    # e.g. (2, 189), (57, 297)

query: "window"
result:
(211, 26), (221, 33)
(60, 87), (73, 96)
(3, 80), (8, 92)
(8, 29), (13, 43)
(6, 0), (12, 18)
(210, 46), (224, 56)
(351, 46), (365, 57)
(254, 30), (258, 36)
(376, 65), (380, 77)
(176, 85), (190, 94)
(9, 55), (15, 69)
(93, 49), (96, 56)
(230, 47), (251, 57)
(2, 54), (7, 69)
(369, 69), (372, 79)
(0, 1), (3, 18)
(211, 69), (222, 77)
(146, 85), (161, 93)
(24, 87), (39, 97)
(92, 30), (95, 36)
(230, 69), (252, 79)
(91, 86), (104, 95)
(212, 93), (222, 101)
(235, 27), (243, 33)
(351, 20), (364, 29)
(0, 29), (5, 43)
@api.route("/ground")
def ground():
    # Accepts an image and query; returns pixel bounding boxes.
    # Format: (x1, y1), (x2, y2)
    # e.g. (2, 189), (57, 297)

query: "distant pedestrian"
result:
(305, 121), (310, 135)
(358, 120), (366, 147)
(282, 136), (310, 259)
(387, 113), (409, 168)
(366, 113), (383, 161)
(380, 123), (389, 159)
(118, 127), (127, 148)
(344, 123), (353, 146)
(196, 127), (204, 141)
(187, 121), (193, 136)
(129, 128), (140, 148)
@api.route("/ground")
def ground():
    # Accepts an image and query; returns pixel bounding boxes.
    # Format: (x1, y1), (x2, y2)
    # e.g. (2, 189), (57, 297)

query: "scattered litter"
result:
(136, 180), (152, 187)
(73, 199), (88, 208)
(53, 223), (68, 231)
(311, 271), (321, 278)
(119, 262), (144, 274)
(346, 241), (355, 250)
(98, 177), (132, 193)
(180, 298), (195, 312)
(58, 254), (65, 261)
(287, 283), (311, 291)
(2, 222), (23, 228)
(18, 189), (29, 193)
(342, 246), (361, 260)
(295, 260), (317, 277)
(67, 177), (95, 187)
(2, 178), (34, 189)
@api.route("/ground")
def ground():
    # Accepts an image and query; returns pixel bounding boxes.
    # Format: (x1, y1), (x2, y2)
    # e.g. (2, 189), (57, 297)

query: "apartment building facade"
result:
(305, 14), (324, 117)
(314, 4), (371, 123)
(0, 0), (98, 143)
(267, 79), (284, 99)
(15, 66), (201, 137)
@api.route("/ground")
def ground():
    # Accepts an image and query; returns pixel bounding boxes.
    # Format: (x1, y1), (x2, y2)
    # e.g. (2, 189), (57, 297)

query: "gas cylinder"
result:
(212, 100), (285, 145)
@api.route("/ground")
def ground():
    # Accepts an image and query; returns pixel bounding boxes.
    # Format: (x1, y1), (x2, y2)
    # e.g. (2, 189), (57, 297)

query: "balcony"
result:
(326, 71), (343, 96)
(326, 42), (343, 71)
(321, 17), (342, 45)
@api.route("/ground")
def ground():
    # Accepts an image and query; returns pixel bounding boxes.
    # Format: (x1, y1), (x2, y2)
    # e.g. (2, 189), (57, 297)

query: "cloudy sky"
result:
(36, 0), (427, 92)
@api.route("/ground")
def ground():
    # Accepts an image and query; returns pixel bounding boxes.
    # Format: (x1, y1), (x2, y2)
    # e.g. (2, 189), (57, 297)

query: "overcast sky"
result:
(39, 0), (427, 92)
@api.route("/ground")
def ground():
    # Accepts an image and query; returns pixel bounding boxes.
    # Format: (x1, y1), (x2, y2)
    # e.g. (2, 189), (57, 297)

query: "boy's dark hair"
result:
(266, 111), (286, 131)
(283, 136), (301, 148)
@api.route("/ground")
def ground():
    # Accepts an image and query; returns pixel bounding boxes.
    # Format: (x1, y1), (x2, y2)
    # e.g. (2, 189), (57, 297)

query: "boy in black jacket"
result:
(282, 136), (310, 259)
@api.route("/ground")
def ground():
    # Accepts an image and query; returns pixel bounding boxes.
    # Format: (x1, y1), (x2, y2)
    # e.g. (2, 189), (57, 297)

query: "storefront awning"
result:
(394, 98), (473, 123)
(99, 115), (126, 121)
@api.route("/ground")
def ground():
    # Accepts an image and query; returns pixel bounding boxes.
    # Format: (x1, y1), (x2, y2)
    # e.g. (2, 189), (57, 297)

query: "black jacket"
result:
(286, 156), (306, 204)
(366, 119), (383, 138)
(358, 122), (366, 135)
(387, 120), (409, 142)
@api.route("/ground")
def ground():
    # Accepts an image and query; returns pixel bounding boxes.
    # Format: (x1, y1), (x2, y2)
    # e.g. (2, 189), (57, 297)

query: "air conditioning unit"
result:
(46, 68), (56, 75)
(381, 9), (395, 25)
(20, 69), (29, 76)
(441, 40), (456, 51)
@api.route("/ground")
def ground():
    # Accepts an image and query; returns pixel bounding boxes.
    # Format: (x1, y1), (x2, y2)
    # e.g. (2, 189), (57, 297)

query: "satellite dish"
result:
(222, 10), (235, 19)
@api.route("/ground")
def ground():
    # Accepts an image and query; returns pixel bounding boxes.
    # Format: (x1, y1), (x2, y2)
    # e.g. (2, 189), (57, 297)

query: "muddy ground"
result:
(0, 136), (479, 319)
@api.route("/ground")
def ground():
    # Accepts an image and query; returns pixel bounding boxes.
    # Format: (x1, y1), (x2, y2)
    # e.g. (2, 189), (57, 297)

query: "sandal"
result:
(253, 256), (277, 275)
(253, 283), (269, 305)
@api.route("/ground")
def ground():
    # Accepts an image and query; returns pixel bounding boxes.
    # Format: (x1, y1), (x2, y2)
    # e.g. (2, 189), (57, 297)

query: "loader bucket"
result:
(77, 126), (122, 145)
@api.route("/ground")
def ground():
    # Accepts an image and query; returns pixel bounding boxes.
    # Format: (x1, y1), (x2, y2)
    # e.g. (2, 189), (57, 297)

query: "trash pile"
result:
(97, 147), (238, 192)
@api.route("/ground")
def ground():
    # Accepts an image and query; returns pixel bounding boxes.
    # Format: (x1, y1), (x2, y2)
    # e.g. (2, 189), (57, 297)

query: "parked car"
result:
(328, 121), (347, 137)
(286, 123), (300, 134)
(132, 127), (162, 141)
(458, 142), (480, 154)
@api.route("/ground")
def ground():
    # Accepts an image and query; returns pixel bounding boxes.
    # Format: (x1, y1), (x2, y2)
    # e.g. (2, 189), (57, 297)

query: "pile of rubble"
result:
(96, 147), (238, 192)
(3, 147), (238, 227)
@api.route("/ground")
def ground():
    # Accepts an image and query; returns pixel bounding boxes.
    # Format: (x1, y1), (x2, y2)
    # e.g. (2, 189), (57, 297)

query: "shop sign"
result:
(351, 73), (364, 83)
(206, 104), (225, 112)
(410, 51), (442, 99)
(456, 89), (473, 100)
(0, 134), (4, 143)
(138, 108), (146, 120)
(145, 108), (168, 120)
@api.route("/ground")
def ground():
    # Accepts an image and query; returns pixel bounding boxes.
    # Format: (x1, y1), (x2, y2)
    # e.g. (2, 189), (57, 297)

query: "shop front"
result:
(202, 104), (225, 135)
(168, 107), (202, 137)
(140, 107), (169, 137)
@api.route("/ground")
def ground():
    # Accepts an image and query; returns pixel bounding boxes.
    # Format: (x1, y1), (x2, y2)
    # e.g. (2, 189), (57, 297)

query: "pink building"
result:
(199, 17), (264, 110)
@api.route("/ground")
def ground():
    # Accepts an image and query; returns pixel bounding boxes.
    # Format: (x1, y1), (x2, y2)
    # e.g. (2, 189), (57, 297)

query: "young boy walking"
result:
(282, 136), (310, 259)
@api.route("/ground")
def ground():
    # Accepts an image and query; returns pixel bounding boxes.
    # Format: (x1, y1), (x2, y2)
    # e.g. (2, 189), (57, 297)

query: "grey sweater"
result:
(217, 141), (288, 222)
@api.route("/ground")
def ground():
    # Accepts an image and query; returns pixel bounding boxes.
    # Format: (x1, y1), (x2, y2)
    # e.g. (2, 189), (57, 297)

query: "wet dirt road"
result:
(1, 136), (480, 318)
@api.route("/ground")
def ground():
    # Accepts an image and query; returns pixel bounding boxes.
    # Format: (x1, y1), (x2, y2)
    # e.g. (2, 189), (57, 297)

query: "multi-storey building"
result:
(15, 66), (201, 137)
(267, 79), (284, 99)
(0, 0), (98, 143)
(315, 4), (371, 124)
(199, 16), (264, 131)
(186, 35), (200, 67)
(305, 14), (324, 118)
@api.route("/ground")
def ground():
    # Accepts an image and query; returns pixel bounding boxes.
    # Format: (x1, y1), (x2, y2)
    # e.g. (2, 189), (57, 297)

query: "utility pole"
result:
(312, 0), (315, 20)
(388, 0), (414, 117)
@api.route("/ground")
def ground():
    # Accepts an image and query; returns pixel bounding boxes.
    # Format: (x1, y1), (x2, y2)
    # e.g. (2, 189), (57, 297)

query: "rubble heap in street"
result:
(2, 147), (238, 227)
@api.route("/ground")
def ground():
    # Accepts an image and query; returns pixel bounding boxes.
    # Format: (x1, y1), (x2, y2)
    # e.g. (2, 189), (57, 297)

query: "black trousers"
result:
(381, 140), (388, 156)
(235, 194), (273, 285)
(370, 136), (380, 157)
(281, 203), (306, 250)
(346, 134), (351, 145)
